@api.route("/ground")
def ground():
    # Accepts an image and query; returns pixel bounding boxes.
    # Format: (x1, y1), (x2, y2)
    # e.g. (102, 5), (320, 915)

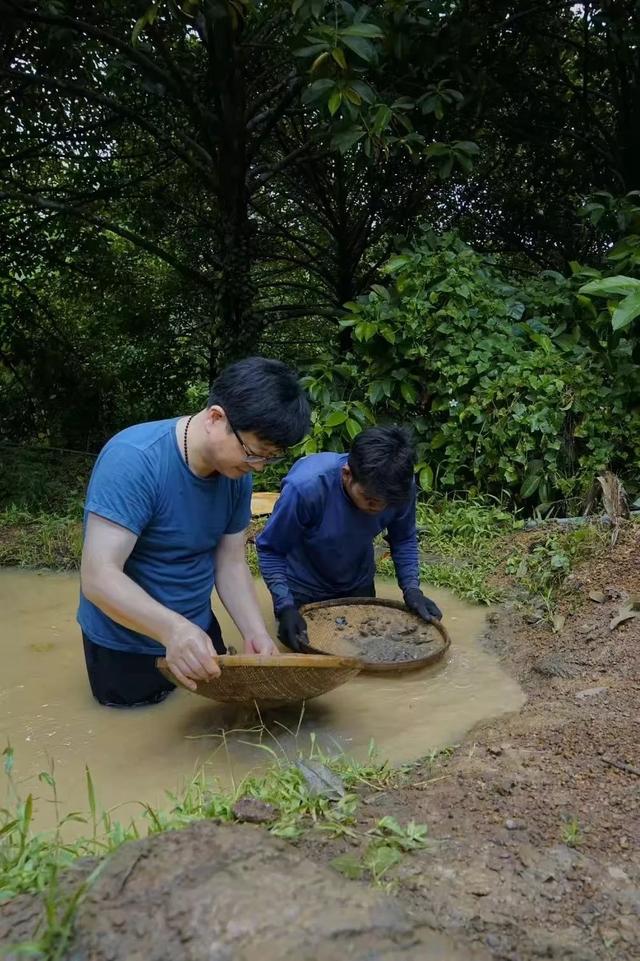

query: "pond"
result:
(0, 569), (524, 830)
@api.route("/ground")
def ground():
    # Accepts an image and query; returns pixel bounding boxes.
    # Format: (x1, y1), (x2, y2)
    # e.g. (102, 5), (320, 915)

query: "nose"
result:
(250, 461), (266, 473)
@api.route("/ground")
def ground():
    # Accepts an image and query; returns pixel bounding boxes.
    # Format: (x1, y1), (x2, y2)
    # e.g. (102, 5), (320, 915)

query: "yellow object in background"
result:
(251, 492), (279, 516)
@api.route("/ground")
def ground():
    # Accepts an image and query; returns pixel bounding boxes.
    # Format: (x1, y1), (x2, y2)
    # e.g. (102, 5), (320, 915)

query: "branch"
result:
(1, 68), (217, 186)
(2, 1), (175, 91)
(0, 189), (217, 287)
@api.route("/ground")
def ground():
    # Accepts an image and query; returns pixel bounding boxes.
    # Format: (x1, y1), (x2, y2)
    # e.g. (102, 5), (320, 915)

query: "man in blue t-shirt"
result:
(256, 426), (442, 652)
(78, 357), (310, 707)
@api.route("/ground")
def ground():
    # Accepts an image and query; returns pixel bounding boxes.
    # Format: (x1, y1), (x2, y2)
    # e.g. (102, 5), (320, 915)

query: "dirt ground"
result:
(298, 521), (640, 960)
(1, 523), (638, 960)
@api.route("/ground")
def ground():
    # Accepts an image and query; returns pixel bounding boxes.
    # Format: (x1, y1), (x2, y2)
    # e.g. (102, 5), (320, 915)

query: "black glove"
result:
(277, 606), (309, 652)
(403, 587), (442, 622)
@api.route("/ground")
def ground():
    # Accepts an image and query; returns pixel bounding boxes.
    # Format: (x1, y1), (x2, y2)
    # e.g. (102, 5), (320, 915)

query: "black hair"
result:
(208, 356), (310, 449)
(348, 426), (415, 506)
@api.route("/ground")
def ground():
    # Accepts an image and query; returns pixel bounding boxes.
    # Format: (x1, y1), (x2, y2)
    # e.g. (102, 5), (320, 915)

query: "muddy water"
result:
(0, 570), (524, 830)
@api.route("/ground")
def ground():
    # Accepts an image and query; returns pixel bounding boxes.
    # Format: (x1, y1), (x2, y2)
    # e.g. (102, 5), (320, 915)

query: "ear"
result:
(204, 405), (225, 433)
(341, 464), (352, 483)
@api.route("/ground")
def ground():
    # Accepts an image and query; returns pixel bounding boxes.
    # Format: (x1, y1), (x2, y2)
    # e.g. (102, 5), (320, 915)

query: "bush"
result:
(300, 231), (640, 509)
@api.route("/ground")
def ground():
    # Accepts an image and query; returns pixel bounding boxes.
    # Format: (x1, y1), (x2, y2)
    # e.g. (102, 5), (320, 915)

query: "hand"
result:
(162, 616), (221, 691)
(244, 633), (278, 656)
(403, 587), (442, 622)
(277, 606), (309, 653)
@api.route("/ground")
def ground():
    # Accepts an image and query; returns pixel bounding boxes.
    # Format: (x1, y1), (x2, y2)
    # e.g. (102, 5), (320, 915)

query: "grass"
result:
(377, 495), (520, 605)
(505, 525), (608, 616)
(0, 737), (426, 957)
(561, 814), (583, 848)
(0, 507), (82, 570)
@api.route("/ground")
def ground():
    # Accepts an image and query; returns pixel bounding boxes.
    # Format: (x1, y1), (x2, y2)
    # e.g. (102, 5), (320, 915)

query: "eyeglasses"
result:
(226, 414), (287, 465)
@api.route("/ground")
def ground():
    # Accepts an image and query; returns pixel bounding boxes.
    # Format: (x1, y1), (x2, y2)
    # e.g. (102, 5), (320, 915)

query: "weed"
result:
(506, 526), (607, 615)
(0, 508), (82, 570)
(376, 496), (518, 605)
(330, 814), (429, 885)
(562, 815), (583, 848)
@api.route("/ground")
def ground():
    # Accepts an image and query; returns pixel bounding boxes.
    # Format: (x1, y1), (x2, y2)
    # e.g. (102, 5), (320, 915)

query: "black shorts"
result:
(82, 614), (225, 708)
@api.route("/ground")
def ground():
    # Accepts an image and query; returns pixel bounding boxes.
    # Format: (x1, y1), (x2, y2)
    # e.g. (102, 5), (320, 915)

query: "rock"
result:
(524, 612), (543, 625)
(609, 607), (637, 630)
(588, 590), (606, 604)
(577, 622), (596, 635)
(505, 818), (526, 831)
(232, 798), (278, 824)
(627, 593), (640, 611)
(533, 655), (578, 679)
(575, 686), (607, 700)
(607, 865), (630, 882)
(0, 822), (489, 961)
(465, 873), (492, 897)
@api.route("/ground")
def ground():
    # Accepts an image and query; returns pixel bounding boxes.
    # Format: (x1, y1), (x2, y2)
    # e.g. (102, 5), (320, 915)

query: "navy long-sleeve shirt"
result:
(256, 453), (420, 613)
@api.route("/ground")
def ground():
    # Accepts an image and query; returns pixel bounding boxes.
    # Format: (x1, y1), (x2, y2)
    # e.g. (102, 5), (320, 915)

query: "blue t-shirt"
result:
(256, 453), (419, 613)
(77, 418), (252, 654)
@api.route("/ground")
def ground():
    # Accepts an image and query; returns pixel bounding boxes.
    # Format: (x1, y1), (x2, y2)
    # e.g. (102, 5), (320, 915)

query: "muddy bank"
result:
(0, 821), (487, 961)
(297, 522), (640, 960)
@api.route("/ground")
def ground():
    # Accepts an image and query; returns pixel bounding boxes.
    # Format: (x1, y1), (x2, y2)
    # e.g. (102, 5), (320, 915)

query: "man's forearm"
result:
(215, 559), (272, 641)
(256, 545), (295, 613)
(81, 563), (181, 644)
(390, 537), (421, 592)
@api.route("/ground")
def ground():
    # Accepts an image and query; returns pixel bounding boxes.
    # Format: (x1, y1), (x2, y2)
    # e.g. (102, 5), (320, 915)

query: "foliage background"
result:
(1, 0), (639, 510)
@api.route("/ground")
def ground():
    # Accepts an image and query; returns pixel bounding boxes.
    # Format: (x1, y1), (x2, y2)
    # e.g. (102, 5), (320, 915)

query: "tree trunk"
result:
(202, 0), (259, 378)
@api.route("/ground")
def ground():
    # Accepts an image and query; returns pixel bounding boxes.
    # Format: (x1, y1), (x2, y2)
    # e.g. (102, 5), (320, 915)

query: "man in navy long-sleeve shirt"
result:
(256, 426), (442, 651)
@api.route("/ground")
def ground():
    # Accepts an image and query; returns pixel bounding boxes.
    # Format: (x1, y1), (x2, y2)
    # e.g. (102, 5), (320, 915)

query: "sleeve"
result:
(256, 481), (313, 614)
(225, 474), (252, 534)
(385, 485), (420, 593)
(84, 442), (156, 536)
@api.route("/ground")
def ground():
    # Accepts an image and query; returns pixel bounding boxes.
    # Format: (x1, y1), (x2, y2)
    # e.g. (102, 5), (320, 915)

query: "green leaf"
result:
(346, 418), (361, 440)
(611, 290), (640, 331)
(520, 472), (541, 498)
(579, 275), (640, 298)
(328, 91), (342, 115)
(400, 380), (417, 403)
(453, 140), (480, 154)
(349, 80), (376, 103)
(419, 465), (433, 491)
(331, 125), (365, 153)
(430, 432), (447, 449)
(364, 843), (402, 879)
(294, 43), (329, 57)
(341, 23), (384, 38)
(132, 2), (159, 45)
(341, 35), (375, 60)
(368, 381), (385, 404)
(302, 78), (336, 104)
(311, 51), (331, 72)
(372, 104), (392, 134)
(379, 326), (395, 344)
(426, 142), (449, 157)
(330, 854), (363, 879)
(331, 47), (347, 69)
(3, 745), (14, 775)
(325, 409), (348, 427)
(384, 255), (410, 272)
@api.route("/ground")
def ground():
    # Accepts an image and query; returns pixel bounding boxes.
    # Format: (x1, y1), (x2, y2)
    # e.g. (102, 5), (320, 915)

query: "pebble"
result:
(575, 686), (607, 700)
(505, 818), (526, 831)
